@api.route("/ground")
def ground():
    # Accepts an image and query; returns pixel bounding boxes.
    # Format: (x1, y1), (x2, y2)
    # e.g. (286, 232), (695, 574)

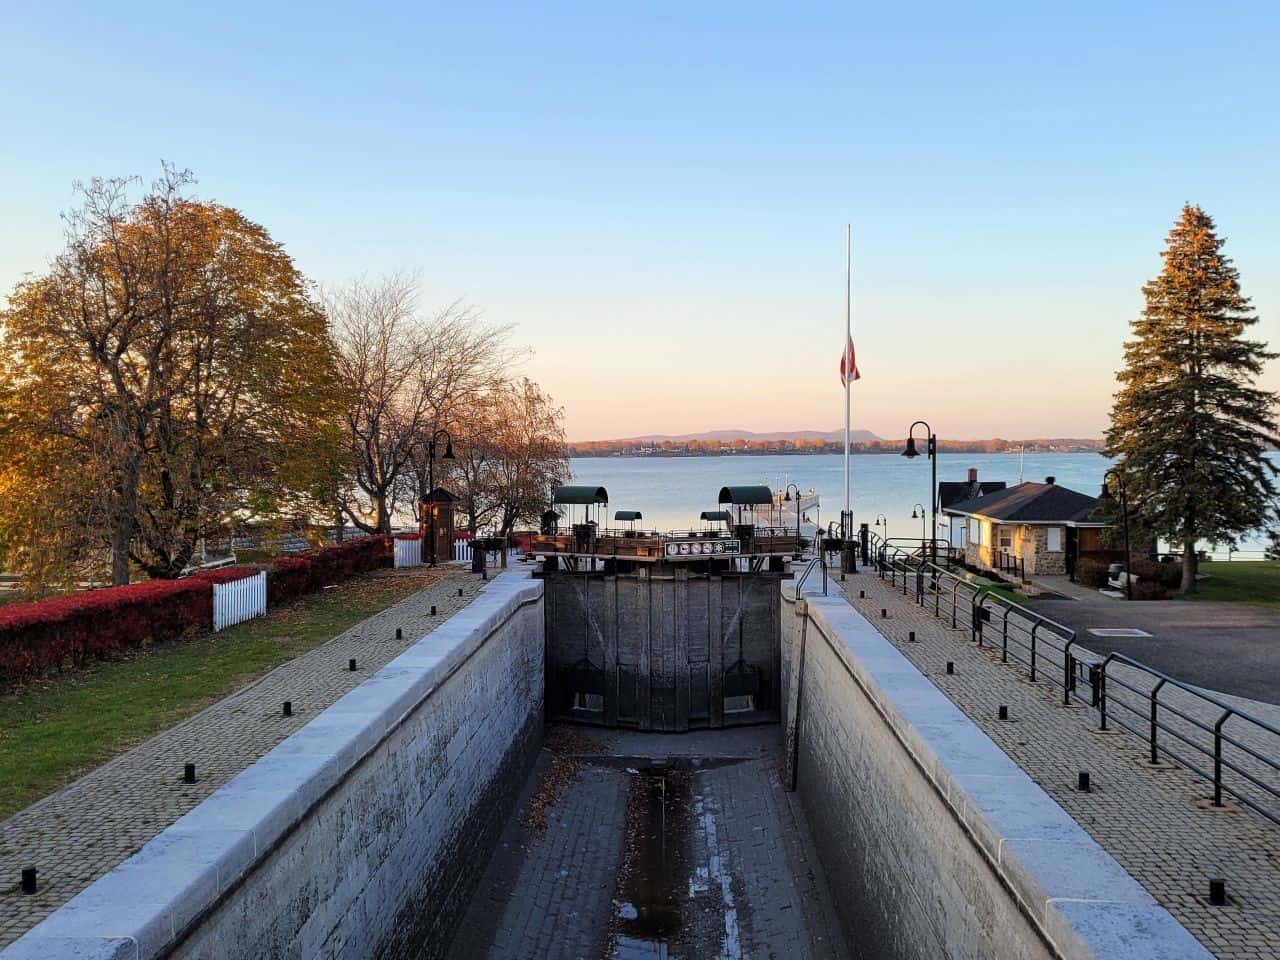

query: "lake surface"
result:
(570, 452), (1276, 554)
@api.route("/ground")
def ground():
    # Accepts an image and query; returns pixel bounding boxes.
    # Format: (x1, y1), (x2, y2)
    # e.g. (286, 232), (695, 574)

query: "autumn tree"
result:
(448, 378), (568, 537)
(330, 274), (509, 533)
(1106, 205), (1278, 593)
(0, 169), (345, 586)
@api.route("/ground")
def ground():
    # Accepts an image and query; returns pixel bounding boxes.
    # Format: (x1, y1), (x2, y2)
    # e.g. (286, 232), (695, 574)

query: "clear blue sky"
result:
(3, 2), (1277, 440)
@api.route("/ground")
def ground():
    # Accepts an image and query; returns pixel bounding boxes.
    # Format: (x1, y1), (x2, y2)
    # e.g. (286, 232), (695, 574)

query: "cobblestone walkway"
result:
(836, 569), (1280, 960)
(0, 567), (483, 948)
(449, 725), (849, 960)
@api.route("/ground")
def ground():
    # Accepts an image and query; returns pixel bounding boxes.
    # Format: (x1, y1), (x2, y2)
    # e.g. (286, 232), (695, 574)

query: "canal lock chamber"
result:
(9, 567), (1209, 960)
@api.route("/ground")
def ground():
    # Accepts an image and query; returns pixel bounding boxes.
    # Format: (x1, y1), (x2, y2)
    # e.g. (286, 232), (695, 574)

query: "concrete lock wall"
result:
(3, 572), (544, 960)
(781, 575), (1213, 960)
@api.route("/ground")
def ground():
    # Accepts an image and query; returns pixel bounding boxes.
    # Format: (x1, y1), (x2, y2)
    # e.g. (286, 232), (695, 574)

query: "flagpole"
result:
(843, 224), (851, 536)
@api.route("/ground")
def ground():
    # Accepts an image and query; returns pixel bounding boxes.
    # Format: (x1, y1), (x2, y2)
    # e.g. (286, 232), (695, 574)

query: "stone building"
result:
(941, 477), (1105, 578)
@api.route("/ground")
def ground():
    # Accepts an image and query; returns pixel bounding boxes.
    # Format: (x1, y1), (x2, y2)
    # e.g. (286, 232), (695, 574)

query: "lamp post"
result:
(911, 503), (927, 548)
(783, 483), (802, 538)
(901, 420), (937, 565)
(424, 429), (455, 567)
(1101, 467), (1132, 601)
(873, 513), (888, 541)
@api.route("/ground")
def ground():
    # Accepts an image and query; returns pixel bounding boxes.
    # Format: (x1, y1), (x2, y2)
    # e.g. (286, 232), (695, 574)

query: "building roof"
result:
(423, 487), (459, 503)
(938, 480), (1007, 510)
(942, 481), (1103, 525)
(614, 510), (642, 521)
(717, 485), (773, 506)
(700, 510), (731, 522)
(553, 485), (609, 505)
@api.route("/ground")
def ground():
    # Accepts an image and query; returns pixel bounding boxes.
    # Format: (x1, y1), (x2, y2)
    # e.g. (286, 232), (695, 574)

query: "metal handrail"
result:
(864, 544), (1280, 827)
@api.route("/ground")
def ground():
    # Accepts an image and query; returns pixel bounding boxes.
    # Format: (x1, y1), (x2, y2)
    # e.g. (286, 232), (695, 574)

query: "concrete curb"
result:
(0, 571), (543, 960)
(788, 577), (1214, 960)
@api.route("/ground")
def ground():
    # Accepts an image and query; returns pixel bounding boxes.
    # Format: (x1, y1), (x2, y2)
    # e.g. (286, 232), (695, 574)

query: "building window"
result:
(1046, 527), (1063, 552)
(998, 528), (1013, 549)
(969, 518), (982, 545)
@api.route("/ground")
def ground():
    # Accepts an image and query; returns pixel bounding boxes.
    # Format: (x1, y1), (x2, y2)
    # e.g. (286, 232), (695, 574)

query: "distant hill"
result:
(614, 428), (881, 444)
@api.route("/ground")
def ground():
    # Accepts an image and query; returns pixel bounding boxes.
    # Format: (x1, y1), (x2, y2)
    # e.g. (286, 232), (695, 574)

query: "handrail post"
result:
(1063, 638), (1075, 705)
(951, 582), (958, 629)
(1098, 661), (1108, 730)
(1213, 710), (1230, 807)
(1150, 678), (1167, 764)
(1029, 622), (1038, 681)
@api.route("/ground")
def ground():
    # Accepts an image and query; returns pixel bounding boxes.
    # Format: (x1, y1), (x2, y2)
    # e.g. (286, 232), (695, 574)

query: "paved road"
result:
(1030, 595), (1280, 704)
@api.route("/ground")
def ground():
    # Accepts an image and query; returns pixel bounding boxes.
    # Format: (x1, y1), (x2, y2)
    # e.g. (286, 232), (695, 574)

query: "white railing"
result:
(212, 571), (267, 632)
(394, 537), (423, 568)
(453, 539), (472, 563)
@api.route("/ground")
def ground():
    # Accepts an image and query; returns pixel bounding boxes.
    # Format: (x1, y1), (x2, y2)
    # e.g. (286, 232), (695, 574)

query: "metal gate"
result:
(542, 569), (782, 731)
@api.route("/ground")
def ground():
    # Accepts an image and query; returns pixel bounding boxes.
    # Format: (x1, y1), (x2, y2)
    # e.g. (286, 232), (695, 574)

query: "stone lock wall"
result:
(4, 573), (545, 960)
(780, 575), (1212, 960)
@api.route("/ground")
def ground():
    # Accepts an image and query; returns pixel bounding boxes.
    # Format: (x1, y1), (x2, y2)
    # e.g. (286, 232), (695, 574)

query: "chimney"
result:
(1045, 476), (1056, 485)
(967, 468), (978, 484)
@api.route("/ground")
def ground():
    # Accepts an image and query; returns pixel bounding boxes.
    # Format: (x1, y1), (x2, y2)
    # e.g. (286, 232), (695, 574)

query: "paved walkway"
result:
(837, 569), (1280, 960)
(0, 567), (483, 949)
(448, 724), (850, 960)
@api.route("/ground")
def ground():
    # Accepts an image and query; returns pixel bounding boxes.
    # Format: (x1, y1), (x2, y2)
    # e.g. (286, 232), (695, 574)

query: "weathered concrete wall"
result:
(3, 572), (544, 960)
(781, 575), (1212, 960)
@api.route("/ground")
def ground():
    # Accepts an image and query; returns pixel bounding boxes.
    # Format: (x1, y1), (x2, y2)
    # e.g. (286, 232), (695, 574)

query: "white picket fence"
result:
(393, 537), (423, 568)
(212, 571), (267, 631)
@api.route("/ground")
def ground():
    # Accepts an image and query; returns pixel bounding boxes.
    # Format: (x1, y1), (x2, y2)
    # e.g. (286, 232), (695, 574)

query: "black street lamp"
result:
(902, 420), (938, 565)
(424, 428), (455, 567)
(873, 513), (888, 541)
(783, 483), (802, 540)
(911, 503), (927, 547)
(1101, 467), (1132, 601)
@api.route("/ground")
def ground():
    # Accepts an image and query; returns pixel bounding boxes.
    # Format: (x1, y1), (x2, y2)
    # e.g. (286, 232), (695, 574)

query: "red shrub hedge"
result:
(0, 539), (391, 686)
(0, 578), (218, 684)
(265, 536), (391, 604)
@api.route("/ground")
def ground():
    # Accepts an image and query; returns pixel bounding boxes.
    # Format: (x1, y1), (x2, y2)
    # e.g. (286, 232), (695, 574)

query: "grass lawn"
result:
(1185, 560), (1280, 608)
(0, 569), (440, 820)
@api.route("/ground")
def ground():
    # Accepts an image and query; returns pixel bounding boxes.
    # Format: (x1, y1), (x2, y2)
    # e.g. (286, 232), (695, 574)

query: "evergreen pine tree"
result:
(1106, 204), (1278, 593)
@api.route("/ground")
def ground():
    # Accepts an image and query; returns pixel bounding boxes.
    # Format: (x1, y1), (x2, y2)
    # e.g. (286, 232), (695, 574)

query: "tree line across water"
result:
(0, 168), (568, 591)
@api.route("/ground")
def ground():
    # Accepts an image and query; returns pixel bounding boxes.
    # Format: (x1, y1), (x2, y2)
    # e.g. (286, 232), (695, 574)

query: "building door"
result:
(1065, 527), (1079, 579)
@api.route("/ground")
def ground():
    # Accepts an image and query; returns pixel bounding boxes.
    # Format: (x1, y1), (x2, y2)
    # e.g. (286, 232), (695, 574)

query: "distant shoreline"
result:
(568, 449), (1103, 459)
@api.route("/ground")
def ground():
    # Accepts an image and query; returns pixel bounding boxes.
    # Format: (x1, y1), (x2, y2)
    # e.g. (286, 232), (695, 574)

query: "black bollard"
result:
(20, 867), (37, 894)
(283, 701), (292, 717)
(349, 658), (358, 672)
(395, 627), (403, 640)
(881, 608), (888, 619)
(184, 763), (196, 784)
(1078, 771), (1091, 793)
(1209, 879), (1226, 906)
(998, 705), (1009, 721)
(908, 631), (916, 642)
(859, 590), (865, 599)
(946, 662), (955, 675)
(431, 605), (437, 616)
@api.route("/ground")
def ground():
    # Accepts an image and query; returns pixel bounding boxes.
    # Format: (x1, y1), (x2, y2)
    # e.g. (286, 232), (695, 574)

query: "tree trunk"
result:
(1181, 541), (1198, 594)
(374, 491), (392, 533)
(334, 506), (345, 543)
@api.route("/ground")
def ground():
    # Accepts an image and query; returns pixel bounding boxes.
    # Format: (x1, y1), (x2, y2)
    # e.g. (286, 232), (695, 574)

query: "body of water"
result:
(570, 452), (1276, 554)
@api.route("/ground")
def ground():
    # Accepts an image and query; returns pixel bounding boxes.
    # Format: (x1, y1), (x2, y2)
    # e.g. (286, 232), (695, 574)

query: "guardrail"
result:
(864, 530), (1280, 827)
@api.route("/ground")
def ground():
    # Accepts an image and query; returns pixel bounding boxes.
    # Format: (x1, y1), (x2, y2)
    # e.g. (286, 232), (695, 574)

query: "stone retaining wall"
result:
(2, 572), (544, 960)
(781, 575), (1212, 960)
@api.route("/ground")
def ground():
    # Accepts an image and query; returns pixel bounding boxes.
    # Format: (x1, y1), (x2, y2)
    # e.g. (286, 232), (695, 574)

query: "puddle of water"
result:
(611, 764), (692, 959)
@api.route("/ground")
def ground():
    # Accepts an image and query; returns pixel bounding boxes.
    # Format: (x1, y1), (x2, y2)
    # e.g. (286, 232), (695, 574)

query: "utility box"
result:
(420, 487), (459, 565)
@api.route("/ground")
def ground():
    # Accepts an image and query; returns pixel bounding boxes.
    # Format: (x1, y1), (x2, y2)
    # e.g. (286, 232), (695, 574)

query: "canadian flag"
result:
(839, 335), (861, 387)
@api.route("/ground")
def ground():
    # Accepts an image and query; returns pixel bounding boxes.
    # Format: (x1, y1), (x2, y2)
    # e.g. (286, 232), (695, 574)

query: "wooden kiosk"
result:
(420, 487), (459, 565)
